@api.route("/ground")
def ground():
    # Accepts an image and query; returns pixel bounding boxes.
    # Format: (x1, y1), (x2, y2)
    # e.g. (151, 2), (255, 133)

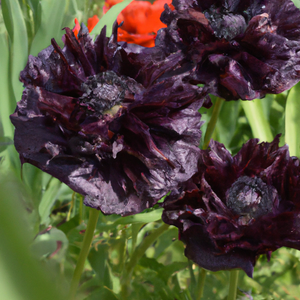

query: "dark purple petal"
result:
(183, 226), (255, 277)
(157, 0), (300, 100)
(11, 26), (209, 216)
(162, 136), (300, 276)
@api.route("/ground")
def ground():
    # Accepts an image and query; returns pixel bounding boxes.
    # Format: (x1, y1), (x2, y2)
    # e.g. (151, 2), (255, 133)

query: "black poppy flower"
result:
(162, 136), (300, 276)
(157, 0), (300, 100)
(10, 23), (210, 216)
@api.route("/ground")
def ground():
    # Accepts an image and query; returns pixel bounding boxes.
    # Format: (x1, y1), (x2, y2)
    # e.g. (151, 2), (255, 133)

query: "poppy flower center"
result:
(79, 71), (126, 114)
(226, 176), (277, 219)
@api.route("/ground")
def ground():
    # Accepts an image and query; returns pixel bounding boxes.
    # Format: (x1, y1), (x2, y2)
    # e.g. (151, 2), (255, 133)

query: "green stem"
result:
(285, 83), (300, 157)
(203, 97), (224, 149)
(69, 207), (100, 300)
(121, 223), (170, 299)
(195, 268), (207, 300)
(241, 99), (273, 142)
(227, 270), (239, 300)
(67, 192), (76, 221)
(130, 223), (142, 256)
(188, 260), (197, 298)
(78, 195), (83, 224)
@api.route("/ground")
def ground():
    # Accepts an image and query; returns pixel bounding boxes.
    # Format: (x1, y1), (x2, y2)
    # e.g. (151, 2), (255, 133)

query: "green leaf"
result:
(113, 208), (163, 225)
(67, 223), (86, 246)
(31, 228), (69, 262)
(152, 227), (178, 259)
(216, 100), (240, 148)
(88, 243), (110, 284)
(241, 99), (273, 142)
(58, 214), (80, 235)
(90, 0), (133, 38)
(30, 0), (67, 56)
(171, 275), (193, 300)
(138, 256), (164, 272)
(39, 177), (62, 225)
(292, 0), (300, 8)
(134, 270), (175, 300)
(285, 82), (300, 157)
(0, 24), (14, 138)
(158, 262), (189, 284)
(158, 239), (187, 263)
(268, 94), (286, 143)
(0, 172), (66, 300)
(22, 164), (44, 207)
(2, 0), (28, 102)
(85, 286), (119, 300)
(0, 136), (13, 153)
(63, 0), (82, 30)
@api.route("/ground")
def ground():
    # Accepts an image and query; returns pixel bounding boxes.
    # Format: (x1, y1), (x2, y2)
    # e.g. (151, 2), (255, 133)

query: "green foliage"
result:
(285, 82), (300, 157)
(0, 13), (14, 138)
(2, 0), (28, 102)
(30, 0), (67, 55)
(90, 0), (133, 37)
(1, 1), (300, 299)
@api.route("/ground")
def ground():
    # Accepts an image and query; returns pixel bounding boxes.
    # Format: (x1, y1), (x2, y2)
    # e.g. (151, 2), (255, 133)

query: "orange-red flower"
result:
(73, 16), (100, 38)
(103, 0), (172, 47)
(73, 0), (171, 46)
(87, 15), (100, 32)
(73, 18), (81, 38)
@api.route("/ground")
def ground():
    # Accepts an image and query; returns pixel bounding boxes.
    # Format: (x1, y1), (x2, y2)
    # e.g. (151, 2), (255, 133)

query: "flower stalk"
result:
(203, 97), (223, 149)
(121, 223), (170, 299)
(196, 268), (207, 300)
(241, 99), (273, 142)
(285, 82), (300, 158)
(69, 207), (100, 300)
(227, 270), (239, 300)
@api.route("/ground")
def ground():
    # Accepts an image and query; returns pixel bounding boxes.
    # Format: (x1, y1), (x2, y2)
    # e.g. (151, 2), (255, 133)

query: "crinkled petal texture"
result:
(10, 24), (209, 216)
(162, 136), (300, 276)
(157, 0), (300, 100)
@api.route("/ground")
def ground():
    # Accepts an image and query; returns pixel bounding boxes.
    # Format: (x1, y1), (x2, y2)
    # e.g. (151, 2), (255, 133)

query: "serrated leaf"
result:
(138, 256), (164, 272)
(158, 262), (189, 284)
(137, 271), (175, 300)
(58, 214), (80, 235)
(67, 223), (86, 246)
(88, 243), (110, 284)
(153, 227), (178, 259)
(90, 0), (133, 38)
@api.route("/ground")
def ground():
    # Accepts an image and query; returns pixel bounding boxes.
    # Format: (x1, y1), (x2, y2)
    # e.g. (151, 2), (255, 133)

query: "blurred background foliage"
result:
(1, 0), (300, 299)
